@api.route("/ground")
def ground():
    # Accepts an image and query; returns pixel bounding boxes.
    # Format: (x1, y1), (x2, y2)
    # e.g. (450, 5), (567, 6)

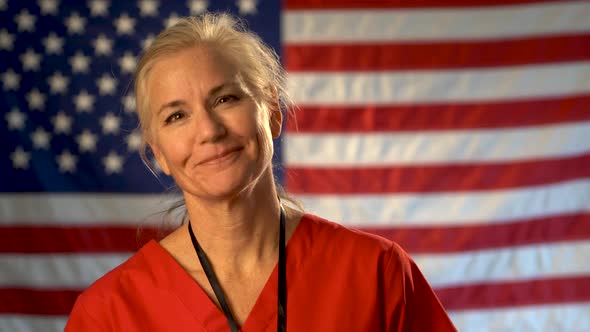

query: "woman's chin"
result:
(185, 176), (257, 202)
(177, 163), (270, 202)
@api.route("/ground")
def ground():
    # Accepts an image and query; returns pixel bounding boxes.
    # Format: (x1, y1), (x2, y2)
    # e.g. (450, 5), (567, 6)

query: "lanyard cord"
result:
(277, 205), (286, 332)
(188, 206), (287, 332)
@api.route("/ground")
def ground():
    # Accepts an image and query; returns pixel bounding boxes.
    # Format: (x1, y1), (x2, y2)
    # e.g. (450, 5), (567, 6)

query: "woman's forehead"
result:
(146, 48), (241, 97)
(151, 46), (237, 79)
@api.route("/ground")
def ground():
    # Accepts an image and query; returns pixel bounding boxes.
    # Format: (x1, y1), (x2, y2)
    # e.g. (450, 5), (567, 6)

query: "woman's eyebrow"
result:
(157, 82), (242, 114)
(157, 100), (186, 116)
(208, 81), (241, 97)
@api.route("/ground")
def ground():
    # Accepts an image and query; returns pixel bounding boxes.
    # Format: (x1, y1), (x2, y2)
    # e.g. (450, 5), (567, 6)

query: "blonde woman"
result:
(66, 13), (456, 332)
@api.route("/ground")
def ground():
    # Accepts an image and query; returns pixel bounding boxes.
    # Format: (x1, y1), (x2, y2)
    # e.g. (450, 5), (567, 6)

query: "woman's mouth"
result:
(198, 147), (243, 166)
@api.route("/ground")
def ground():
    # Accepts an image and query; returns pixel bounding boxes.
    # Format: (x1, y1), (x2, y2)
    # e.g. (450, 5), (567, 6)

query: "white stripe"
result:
(449, 303), (590, 332)
(295, 179), (590, 226)
(2, 180), (589, 227)
(284, 2), (590, 43)
(1, 242), (587, 289)
(284, 121), (590, 166)
(0, 315), (67, 332)
(287, 62), (590, 105)
(415, 241), (590, 287)
(0, 253), (130, 288)
(0, 193), (181, 225)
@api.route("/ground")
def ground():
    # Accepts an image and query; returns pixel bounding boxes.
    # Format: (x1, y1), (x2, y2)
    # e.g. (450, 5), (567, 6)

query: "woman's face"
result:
(146, 46), (281, 201)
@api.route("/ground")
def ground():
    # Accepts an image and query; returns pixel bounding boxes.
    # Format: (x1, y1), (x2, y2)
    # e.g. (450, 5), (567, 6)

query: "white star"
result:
(43, 32), (64, 54)
(15, 9), (36, 32)
(188, 0), (208, 15)
(0, 29), (14, 50)
(126, 131), (142, 151)
(93, 34), (113, 56)
(65, 12), (86, 34)
(73, 90), (95, 112)
(10, 147), (31, 170)
(103, 151), (124, 174)
(1, 69), (21, 90)
(56, 150), (77, 173)
(20, 48), (42, 71)
(118, 52), (136, 74)
(101, 112), (121, 134)
(69, 51), (90, 73)
(76, 129), (98, 152)
(122, 95), (136, 112)
(114, 13), (135, 35)
(38, 0), (59, 15)
(141, 34), (154, 49)
(138, 0), (158, 16)
(31, 126), (51, 149)
(96, 73), (117, 95)
(47, 71), (69, 94)
(26, 88), (46, 111)
(5, 108), (27, 130)
(88, 0), (108, 16)
(52, 111), (73, 134)
(165, 13), (180, 28)
(237, 0), (257, 15)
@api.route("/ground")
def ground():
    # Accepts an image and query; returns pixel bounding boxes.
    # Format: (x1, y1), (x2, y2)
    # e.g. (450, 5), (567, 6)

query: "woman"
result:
(66, 13), (457, 332)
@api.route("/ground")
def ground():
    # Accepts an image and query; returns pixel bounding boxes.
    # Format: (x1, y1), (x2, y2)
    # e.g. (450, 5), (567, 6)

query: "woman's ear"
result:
(268, 88), (283, 139)
(270, 107), (283, 139)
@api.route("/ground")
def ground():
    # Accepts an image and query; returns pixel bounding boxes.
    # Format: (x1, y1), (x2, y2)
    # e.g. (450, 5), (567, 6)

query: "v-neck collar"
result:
(141, 214), (310, 331)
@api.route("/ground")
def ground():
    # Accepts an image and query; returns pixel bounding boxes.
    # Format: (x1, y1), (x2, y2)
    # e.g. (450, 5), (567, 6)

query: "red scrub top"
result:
(66, 214), (457, 331)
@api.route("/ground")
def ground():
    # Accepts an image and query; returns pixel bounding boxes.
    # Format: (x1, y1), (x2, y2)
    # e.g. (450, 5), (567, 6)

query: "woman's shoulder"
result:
(297, 213), (408, 261)
(293, 213), (416, 292)
(75, 240), (163, 304)
(65, 240), (180, 330)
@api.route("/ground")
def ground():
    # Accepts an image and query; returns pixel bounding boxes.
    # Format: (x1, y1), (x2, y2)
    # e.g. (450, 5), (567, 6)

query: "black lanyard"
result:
(188, 207), (287, 332)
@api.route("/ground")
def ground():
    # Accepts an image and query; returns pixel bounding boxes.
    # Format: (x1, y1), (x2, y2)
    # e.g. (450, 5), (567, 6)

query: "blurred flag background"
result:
(1, 0), (589, 331)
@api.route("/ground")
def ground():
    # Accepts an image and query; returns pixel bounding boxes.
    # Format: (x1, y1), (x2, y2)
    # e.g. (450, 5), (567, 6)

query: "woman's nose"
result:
(195, 109), (227, 144)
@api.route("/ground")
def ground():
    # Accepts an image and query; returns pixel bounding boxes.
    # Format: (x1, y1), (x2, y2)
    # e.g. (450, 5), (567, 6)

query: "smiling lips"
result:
(197, 147), (243, 166)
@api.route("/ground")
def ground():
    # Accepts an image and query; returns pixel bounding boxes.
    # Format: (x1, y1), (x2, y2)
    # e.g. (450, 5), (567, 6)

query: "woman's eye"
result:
(164, 111), (184, 124)
(217, 95), (238, 105)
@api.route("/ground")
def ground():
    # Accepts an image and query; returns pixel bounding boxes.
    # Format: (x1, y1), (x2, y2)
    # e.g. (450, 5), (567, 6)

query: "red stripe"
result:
(286, 95), (590, 133)
(2, 275), (588, 315)
(0, 288), (79, 315)
(285, 0), (562, 10)
(1, 213), (588, 255)
(361, 213), (590, 253)
(436, 275), (590, 310)
(0, 226), (166, 254)
(286, 35), (590, 71)
(286, 154), (590, 194)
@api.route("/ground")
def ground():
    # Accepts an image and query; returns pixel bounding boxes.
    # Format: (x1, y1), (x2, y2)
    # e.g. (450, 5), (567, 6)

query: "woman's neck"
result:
(183, 174), (282, 274)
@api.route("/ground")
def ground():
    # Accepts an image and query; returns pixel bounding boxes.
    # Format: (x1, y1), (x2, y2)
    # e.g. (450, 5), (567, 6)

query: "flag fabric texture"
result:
(1, 0), (589, 331)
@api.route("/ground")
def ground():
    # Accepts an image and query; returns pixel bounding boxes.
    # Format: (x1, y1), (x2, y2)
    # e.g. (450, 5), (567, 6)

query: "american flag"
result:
(1, 0), (589, 331)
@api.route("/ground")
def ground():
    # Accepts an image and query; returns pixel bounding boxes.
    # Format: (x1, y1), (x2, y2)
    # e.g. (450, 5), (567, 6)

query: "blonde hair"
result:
(133, 12), (302, 222)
